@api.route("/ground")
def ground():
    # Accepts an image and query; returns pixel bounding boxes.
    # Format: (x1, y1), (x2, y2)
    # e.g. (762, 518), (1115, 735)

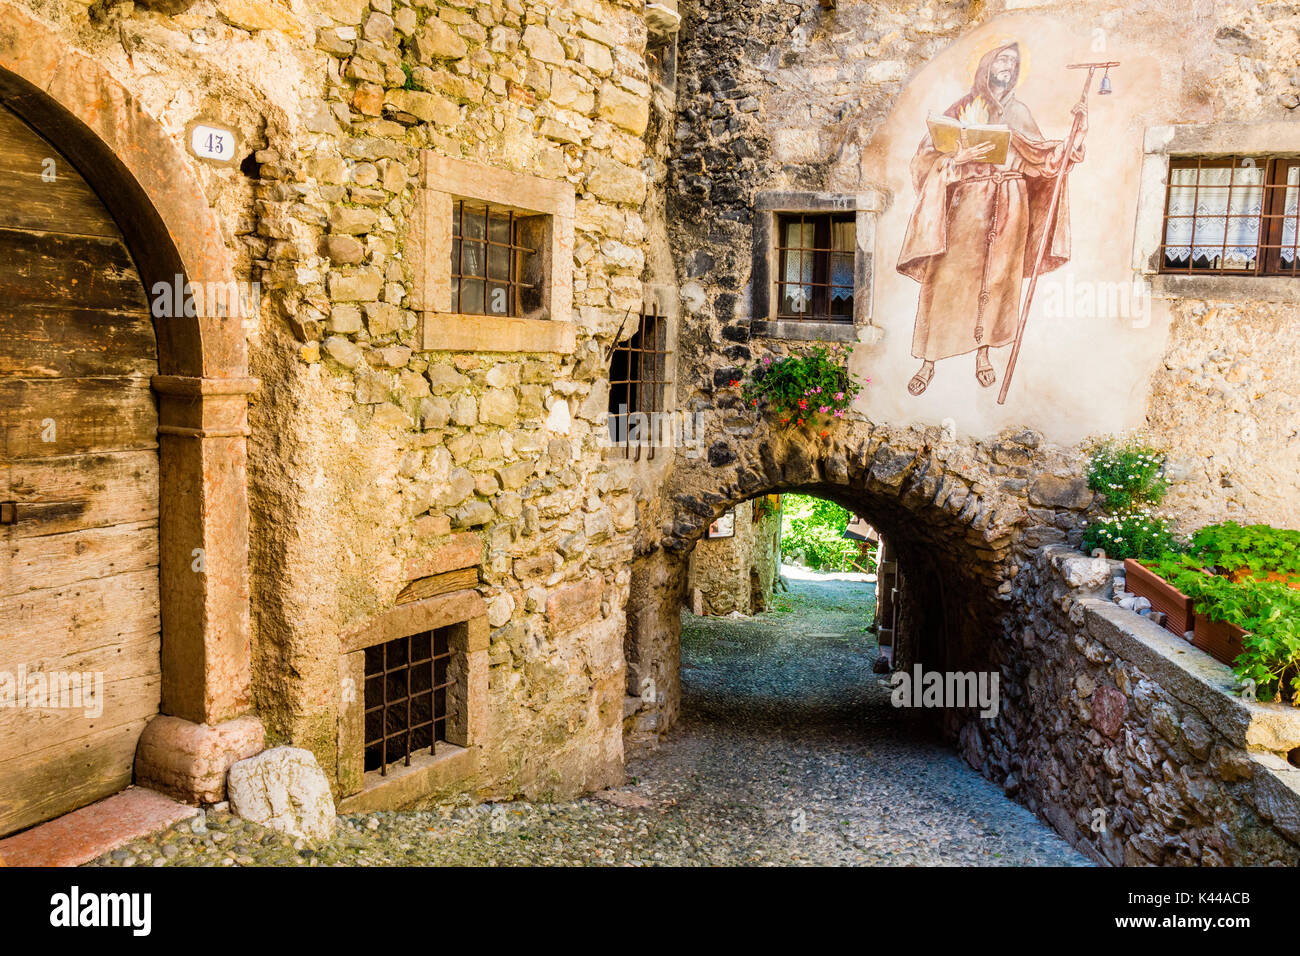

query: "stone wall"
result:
(666, 0), (1300, 527)
(685, 496), (781, 616)
(14, 0), (662, 806)
(957, 544), (1300, 865)
(241, 0), (655, 802)
(1148, 296), (1300, 531)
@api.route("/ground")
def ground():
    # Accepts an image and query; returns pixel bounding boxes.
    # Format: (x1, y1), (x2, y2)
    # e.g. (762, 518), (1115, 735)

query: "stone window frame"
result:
(1134, 121), (1300, 303)
(750, 190), (886, 343)
(411, 152), (578, 353)
(602, 282), (680, 463)
(335, 589), (488, 813)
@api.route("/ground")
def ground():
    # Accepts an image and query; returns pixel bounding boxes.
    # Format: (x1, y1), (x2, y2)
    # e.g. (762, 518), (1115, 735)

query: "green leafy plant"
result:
(1082, 509), (1181, 561)
(1084, 437), (1170, 511)
(740, 344), (864, 431)
(780, 494), (866, 572)
(1188, 521), (1300, 578)
(1143, 552), (1300, 703)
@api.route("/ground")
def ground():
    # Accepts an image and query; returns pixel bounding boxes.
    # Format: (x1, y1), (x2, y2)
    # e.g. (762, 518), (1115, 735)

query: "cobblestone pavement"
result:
(88, 571), (1087, 867)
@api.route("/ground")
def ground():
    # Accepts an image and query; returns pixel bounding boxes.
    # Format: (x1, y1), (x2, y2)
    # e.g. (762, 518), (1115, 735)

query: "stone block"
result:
(415, 18), (468, 59)
(217, 0), (303, 36)
(133, 715), (266, 805)
(546, 576), (603, 633)
(385, 89), (459, 125)
(1029, 475), (1094, 510)
(227, 747), (336, 842)
(405, 532), (482, 579)
(585, 157), (646, 205)
(480, 388), (519, 426)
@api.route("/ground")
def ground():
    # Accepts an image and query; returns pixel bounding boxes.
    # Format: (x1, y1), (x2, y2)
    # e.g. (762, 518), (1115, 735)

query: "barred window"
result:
(607, 303), (671, 459)
(775, 213), (856, 320)
(1160, 156), (1300, 275)
(363, 628), (454, 775)
(451, 200), (545, 317)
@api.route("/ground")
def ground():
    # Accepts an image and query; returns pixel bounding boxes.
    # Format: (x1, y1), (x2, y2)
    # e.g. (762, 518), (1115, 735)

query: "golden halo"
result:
(965, 35), (1031, 88)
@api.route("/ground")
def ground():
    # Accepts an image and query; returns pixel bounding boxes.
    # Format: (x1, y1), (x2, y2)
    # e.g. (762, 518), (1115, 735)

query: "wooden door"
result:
(0, 104), (161, 836)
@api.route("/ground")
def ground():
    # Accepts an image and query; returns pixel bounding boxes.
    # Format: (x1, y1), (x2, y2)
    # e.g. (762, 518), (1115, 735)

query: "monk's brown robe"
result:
(897, 51), (1082, 363)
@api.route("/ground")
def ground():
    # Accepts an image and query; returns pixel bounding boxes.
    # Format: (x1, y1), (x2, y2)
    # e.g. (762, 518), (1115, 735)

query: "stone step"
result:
(0, 786), (198, 867)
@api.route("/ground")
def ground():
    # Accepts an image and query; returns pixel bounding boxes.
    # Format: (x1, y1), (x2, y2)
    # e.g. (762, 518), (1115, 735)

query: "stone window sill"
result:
(1147, 273), (1300, 304)
(336, 743), (476, 814)
(420, 312), (577, 354)
(749, 319), (858, 343)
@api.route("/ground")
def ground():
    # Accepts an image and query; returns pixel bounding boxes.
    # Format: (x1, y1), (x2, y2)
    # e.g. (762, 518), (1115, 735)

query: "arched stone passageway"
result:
(625, 418), (1095, 747)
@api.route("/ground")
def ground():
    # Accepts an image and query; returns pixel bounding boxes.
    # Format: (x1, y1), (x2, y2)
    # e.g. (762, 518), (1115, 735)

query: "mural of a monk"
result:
(897, 42), (1086, 397)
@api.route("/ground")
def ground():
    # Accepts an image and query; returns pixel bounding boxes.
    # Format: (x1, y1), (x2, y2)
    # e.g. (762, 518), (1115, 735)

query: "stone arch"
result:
(0, 3), (262, 800)
(625, 419), (1085, 744)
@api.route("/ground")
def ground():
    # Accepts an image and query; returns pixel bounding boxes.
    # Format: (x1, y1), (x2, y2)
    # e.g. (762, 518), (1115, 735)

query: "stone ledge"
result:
(420, 313), (577, 354)
(336, 744), (476, 814)
(750, 319), (857, 342)
(1148, 273), (1300, 304)
(1250, 751), (1300, 845)
(1080, 600), (1300, 754)
(340, 588), (487, 654)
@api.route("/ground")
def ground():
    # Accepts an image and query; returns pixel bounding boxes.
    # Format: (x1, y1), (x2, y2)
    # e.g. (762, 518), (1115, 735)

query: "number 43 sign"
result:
(185, 119), (239, 166)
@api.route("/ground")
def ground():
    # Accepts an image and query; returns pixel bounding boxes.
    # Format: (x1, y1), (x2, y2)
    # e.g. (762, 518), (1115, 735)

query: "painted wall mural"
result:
(898, 42), (1111, 403)
(851, 18), (1167, 444)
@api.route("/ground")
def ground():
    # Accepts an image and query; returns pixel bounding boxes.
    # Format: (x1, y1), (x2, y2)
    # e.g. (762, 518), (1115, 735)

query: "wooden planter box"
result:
(1123, 559), (1195, 637)
(1192, 614), (1248, 667)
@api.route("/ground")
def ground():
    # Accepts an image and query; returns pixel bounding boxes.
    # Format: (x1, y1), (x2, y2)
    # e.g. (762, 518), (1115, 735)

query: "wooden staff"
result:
(997, 61), (1119, 405)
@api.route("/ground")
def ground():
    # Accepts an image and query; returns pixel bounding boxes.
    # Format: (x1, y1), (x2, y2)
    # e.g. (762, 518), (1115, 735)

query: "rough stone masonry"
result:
(7, 0), (1300, 867)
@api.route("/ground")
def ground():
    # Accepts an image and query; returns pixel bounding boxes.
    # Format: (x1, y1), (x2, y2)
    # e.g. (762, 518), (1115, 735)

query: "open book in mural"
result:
(896, 41), (1090, 400)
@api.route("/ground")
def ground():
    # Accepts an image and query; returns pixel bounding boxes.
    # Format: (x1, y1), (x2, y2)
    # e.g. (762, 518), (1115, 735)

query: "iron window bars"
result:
(775, 212), (856, 320)
(1159, 156), (1300, 276)
(607, 303), (671, 460)
(451, 199), (538, 316)
(363, 628), (453, 775)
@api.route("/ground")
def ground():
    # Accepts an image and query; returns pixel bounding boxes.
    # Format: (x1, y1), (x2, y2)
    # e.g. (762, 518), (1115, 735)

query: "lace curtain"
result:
(830, 220), (854, 302)
(782, 221), (815, 312)
(1164, 165), (1300, 265)
(781, 220), (856, 312)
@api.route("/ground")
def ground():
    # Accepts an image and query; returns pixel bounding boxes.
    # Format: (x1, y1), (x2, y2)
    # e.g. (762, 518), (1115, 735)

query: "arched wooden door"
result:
(0, 103), (161, 835)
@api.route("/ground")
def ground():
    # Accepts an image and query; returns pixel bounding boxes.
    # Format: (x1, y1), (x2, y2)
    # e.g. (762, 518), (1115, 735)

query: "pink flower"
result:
(834, 391), (844, 401)
(819, 406), (829, 414)
(834, 409), (844, 418)
(762, 356), (772, 365)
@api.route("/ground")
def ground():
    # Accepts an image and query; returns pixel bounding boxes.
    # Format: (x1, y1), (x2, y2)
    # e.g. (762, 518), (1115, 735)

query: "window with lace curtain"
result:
(775, 213), (856, 320)
(1160, 156), (1300, 275)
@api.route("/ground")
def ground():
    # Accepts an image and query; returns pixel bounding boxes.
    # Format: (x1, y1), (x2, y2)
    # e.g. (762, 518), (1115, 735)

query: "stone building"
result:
(685, 495), (782, 616)
(4, 0), (1300, 865)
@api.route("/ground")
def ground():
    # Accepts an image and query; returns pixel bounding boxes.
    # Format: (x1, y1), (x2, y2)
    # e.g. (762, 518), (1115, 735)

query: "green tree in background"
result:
(780, 494), (866, 571)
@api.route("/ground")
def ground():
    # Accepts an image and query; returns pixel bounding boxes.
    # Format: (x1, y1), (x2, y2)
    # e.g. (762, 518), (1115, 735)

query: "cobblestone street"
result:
(89, 571), (1085, 867)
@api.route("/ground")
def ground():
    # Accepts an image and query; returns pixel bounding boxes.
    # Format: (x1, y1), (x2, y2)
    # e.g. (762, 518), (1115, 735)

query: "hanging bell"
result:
(1098, 69), (1113, 95)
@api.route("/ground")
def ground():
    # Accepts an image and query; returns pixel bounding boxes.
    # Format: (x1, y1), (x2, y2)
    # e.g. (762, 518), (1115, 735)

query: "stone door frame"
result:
(0, 3), (262, 801)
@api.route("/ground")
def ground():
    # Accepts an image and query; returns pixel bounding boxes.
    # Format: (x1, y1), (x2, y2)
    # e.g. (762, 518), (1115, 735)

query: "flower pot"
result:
(1123, 559), (1195, 637)
(1192, 614), (1248, 667)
